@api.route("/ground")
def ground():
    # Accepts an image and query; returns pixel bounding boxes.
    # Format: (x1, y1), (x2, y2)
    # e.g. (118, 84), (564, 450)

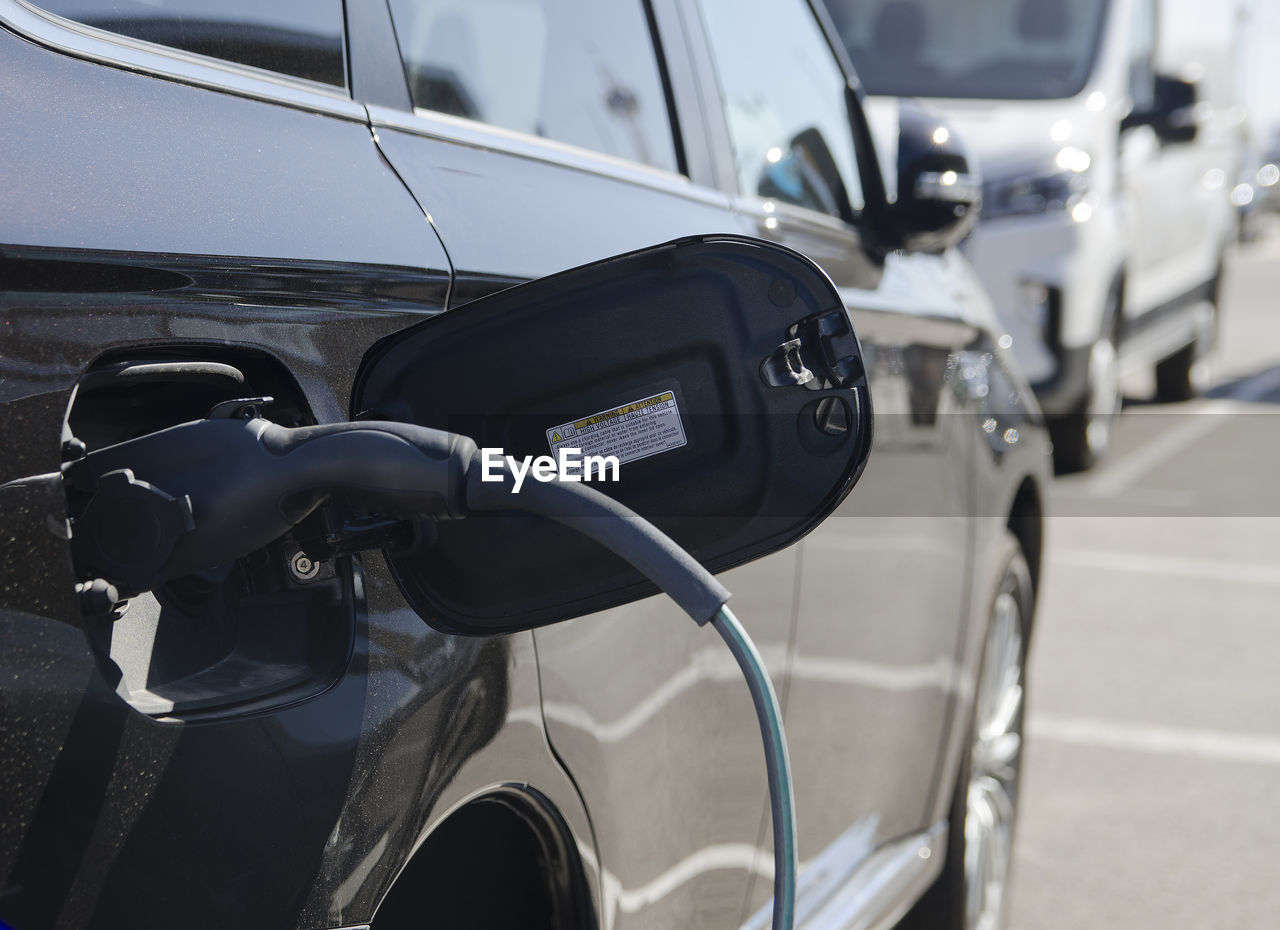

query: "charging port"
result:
(63, 349), (356, 721)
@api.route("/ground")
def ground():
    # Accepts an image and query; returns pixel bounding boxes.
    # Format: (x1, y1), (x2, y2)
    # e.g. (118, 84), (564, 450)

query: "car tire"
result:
(1154, 298), (1217, 403)
(897, 532), (1033, 930)
(1049, 328), (1121, 473)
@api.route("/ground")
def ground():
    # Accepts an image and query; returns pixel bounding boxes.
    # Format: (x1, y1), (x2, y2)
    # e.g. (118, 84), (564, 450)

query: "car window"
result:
(32, 0), (347, 87)
(385, 0), (679, 174)
(695, 0), (863, 221)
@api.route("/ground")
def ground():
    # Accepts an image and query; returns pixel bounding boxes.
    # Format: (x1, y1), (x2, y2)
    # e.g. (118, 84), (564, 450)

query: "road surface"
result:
(1010, 231), (1280, 929)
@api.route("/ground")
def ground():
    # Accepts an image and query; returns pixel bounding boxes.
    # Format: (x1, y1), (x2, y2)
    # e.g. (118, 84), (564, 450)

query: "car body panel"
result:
(0, 25), (440, 271)
(367, 109), (737, 288)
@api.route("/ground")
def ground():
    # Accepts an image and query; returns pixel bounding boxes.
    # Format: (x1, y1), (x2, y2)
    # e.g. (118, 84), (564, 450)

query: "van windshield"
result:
(828, 0), (1109, 100)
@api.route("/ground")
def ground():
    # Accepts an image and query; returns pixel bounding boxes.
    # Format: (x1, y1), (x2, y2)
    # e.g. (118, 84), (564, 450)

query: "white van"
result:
(828, 0), (1236, 469)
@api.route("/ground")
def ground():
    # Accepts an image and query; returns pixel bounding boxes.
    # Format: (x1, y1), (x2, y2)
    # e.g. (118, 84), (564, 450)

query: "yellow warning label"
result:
(546, 390), (686, 466)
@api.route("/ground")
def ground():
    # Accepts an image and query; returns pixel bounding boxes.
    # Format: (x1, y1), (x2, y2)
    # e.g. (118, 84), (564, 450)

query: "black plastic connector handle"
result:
(67, 417), (476, 595)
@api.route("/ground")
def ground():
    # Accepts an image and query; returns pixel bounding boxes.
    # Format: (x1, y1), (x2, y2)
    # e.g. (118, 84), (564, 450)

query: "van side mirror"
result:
(892, 102), (982, 254)
(1123, 73), (1200, 145)
(352, 236), (873, 634)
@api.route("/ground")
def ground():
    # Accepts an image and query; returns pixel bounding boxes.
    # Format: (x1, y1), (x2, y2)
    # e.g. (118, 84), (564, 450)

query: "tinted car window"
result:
(696, 0), (863, 220)
(386, 0), (679, 173)
(34, 0), (347, 87)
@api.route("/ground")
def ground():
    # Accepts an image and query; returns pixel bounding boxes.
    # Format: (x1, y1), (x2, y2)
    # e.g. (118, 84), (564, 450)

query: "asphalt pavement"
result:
(1009, 229), (1280, 929)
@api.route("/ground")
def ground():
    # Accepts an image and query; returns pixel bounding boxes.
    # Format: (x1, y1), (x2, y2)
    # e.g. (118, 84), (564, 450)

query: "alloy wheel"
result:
(963, 588), (1024, 930)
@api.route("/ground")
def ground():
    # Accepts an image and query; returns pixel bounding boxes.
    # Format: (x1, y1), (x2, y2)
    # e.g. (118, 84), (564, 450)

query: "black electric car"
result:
(0, 1), (1050, 929)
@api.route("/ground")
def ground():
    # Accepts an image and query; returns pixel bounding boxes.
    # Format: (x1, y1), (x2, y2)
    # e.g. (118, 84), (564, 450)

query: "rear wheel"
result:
(897, 533), (1033, 930)
(1049, 330), (1120, 473)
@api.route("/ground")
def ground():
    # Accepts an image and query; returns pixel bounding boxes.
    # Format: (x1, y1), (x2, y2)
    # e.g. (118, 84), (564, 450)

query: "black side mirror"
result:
(352, 236), (873, 634)
(1123, 73), (1200, 145)
(892, 101), (982, 254)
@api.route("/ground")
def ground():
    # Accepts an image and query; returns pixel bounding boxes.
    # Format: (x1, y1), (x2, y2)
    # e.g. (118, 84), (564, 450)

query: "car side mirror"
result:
(352, 236), (873, 634)
(1123, 73), (1200, 145)
(892, 102), (982, 254)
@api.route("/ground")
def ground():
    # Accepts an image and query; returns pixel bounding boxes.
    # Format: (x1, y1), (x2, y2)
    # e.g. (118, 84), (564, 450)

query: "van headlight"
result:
(982, 147), (1093, 221)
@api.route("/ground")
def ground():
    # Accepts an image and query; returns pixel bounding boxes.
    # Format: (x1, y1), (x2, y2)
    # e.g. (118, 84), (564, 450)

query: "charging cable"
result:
(713, 605), (796, 930)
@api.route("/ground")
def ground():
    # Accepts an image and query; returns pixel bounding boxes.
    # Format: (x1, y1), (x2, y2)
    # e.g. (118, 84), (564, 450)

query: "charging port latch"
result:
(761, 339), (816, 387)
(801, 309), (865, 387)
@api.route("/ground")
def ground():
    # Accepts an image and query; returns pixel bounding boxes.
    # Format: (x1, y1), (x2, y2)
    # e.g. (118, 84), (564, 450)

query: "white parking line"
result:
(1080, 399), (1230, 497)
(1052, 549), (1280, 587)
(1079, 363), (1280, 498)
(1031, 714), (1280, 767)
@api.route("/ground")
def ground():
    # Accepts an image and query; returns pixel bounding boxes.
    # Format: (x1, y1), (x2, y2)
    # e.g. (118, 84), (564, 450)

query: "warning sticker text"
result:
(546, 391), (687, 465)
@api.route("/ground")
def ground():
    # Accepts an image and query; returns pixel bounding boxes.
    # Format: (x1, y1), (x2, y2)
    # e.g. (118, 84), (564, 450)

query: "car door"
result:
(686, 0), (978, 919)
(346, 2), (801, 927)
